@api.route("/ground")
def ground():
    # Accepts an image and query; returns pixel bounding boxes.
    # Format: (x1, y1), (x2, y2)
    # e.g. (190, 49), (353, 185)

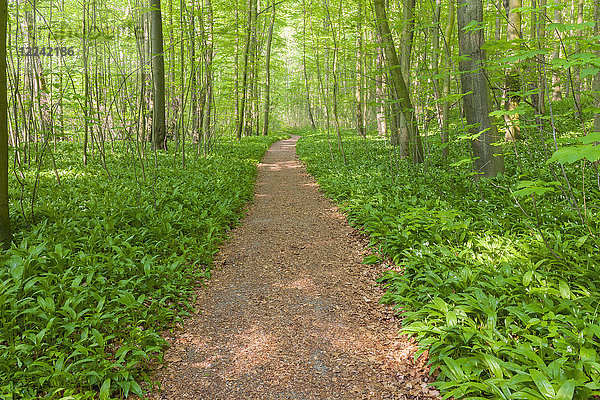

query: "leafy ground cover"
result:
(297, 127), (600, 400)
(0, 134), (286, 399)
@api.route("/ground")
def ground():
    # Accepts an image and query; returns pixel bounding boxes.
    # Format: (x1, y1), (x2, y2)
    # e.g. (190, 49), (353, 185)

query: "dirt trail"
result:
(149, 135), (439, 399)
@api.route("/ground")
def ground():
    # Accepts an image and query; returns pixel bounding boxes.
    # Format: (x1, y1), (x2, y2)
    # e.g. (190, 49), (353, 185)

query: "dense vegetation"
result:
(297, 122), (600, 400)
(2, 0), (600, 397)
(0, 134), (284, 399)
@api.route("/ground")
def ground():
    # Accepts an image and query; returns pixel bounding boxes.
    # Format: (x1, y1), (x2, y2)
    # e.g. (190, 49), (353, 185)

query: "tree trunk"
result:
(441, 0), (454, 157)
(397, 0), (415, 150)
(373, 0), (423, 162)
(594, 1), (600, 133)
(355, 0), (365, 136)
(236, 0), (252, 139)
(457, 0), (504, 177)
(552, 8), (562, 101)
(302, 0), (316, 130)
(0, 0), (11, 246)
(537, 0), (546, 117)
(262, 0), (275, 136)
(375, 35), (387, 137)
(504, 0), (522, 141)
(151, 0), (167, 150)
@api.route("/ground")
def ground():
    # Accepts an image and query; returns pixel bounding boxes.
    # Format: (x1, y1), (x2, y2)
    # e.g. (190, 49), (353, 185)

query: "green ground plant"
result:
(0, 134), (285, 399)
(297, 128), (600, 400)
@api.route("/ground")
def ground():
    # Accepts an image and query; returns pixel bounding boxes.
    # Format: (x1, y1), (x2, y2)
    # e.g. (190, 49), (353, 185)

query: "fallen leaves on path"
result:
(146, 136), (440, 400)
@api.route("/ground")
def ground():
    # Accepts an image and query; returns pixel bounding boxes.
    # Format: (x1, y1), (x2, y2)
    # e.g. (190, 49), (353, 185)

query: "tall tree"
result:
(236, 0), (253, 139)
(441, 0), (455, 157)
(594, 0), (600, 134)
(457, 0), (504, 177)
(151, 0), (166, 150)
(262, 0), (276, 136)
(0, 0), (10, 246)
(504, 0), (522, 141)
(373, 0), (423, 162)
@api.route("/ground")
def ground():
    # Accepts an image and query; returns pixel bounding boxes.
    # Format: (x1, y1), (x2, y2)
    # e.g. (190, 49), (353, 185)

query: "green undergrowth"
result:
(0, 133), (286, 399)
(297, 129), (600, 400)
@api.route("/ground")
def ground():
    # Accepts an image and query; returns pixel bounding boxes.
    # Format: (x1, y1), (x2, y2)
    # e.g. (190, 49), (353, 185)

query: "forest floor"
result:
(146, 135), (440, 399)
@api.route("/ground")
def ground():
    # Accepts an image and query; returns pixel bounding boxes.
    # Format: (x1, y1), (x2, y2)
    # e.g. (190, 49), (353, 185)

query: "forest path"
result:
(148, 135), (438, 400)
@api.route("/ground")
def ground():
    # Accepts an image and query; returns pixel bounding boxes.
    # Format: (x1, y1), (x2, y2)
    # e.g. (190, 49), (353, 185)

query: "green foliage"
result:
(297, 130), (600, 400)
(0, 134), (285, 399)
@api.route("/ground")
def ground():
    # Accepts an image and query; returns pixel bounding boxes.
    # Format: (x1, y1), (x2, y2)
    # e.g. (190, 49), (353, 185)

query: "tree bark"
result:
(441, 0), (454, 157)
(0, 0), (11, 246)
(262, 0), (275, 136)
(236, 0), (252, 139)
(373, 0), (423, 162)
(552, 8), (562, 101)
(594, 0), (600, 134)
(302, 0), (316, 130)
(151, 0), (167, 150)
(457, 0), (504, 177)
(504, 0), (522, 141)
(355, 0), (365, 136)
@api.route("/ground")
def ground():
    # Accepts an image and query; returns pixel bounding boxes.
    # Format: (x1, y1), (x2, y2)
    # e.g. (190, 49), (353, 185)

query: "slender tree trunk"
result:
(457, 0), (504, 177)
(574, 0), (583, 117)
(203, 0), (214, 153)
(324, 0), (346, 162)
(373, 0), (423, 162)
(262, 0), (275, 136)
(432, 0), (441, 129)
(236, 0), (252, 139)
(302, 0), (316, 130)
(552, 8), (563, 101)
(441, 0), (454, 157)
(82, 3), (90, 164)
(504, 0), (522, 141)
(397, 0), (415, 149)
(375, 34), (387, 137)
(355, 0), (365, 136)
(537, 0), (546, 117)
(151, 0), (166, 150)
(0, 0), (11, 246)
(593, 1), (600, 133)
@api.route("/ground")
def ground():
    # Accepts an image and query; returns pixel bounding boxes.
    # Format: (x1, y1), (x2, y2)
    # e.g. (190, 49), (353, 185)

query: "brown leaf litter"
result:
(145, 135), (441, 400)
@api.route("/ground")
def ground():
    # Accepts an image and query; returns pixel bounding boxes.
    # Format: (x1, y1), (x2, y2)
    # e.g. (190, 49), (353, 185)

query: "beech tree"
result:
(151, 0), (167, 150)
(0, 0), (10, 246)
(457, 0), (504, 177)
(373, 0), (423, 163)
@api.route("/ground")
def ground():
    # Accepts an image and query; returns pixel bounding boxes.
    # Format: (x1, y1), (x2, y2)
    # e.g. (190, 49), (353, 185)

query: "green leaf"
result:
(558, 280), (571, 299)
(99, 378), (111, 400)
(555, 379), (576, 400)
(8, 256), (24, 281)
(523, 271), (533, 286)
(529, 369), (556, 399)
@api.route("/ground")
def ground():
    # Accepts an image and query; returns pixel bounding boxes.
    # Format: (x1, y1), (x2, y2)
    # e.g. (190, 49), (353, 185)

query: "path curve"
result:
(149, 135), (439, 399)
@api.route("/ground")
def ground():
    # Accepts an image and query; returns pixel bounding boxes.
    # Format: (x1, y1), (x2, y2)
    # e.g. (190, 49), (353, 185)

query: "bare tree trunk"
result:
(151, 0), (167, 150)
(324, 0), (346, 162)
(397, 0), (415, 150)
(552, 8), (563, 101)
(504, 0), (522, 141)
(537, 0), (546, 117)
(574, 0), (583, 117)
(375, 35), (387, 137)
(355, 0), (365, 136)
(373, 0), (423, 162)
(302, 0), (316, 130)
(0, 0), (11, 246)
(594, 0), (600, 133)
(236, 0), (252, 139)
(457, 0), (504, 177)
(262, 0), (275, 136)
